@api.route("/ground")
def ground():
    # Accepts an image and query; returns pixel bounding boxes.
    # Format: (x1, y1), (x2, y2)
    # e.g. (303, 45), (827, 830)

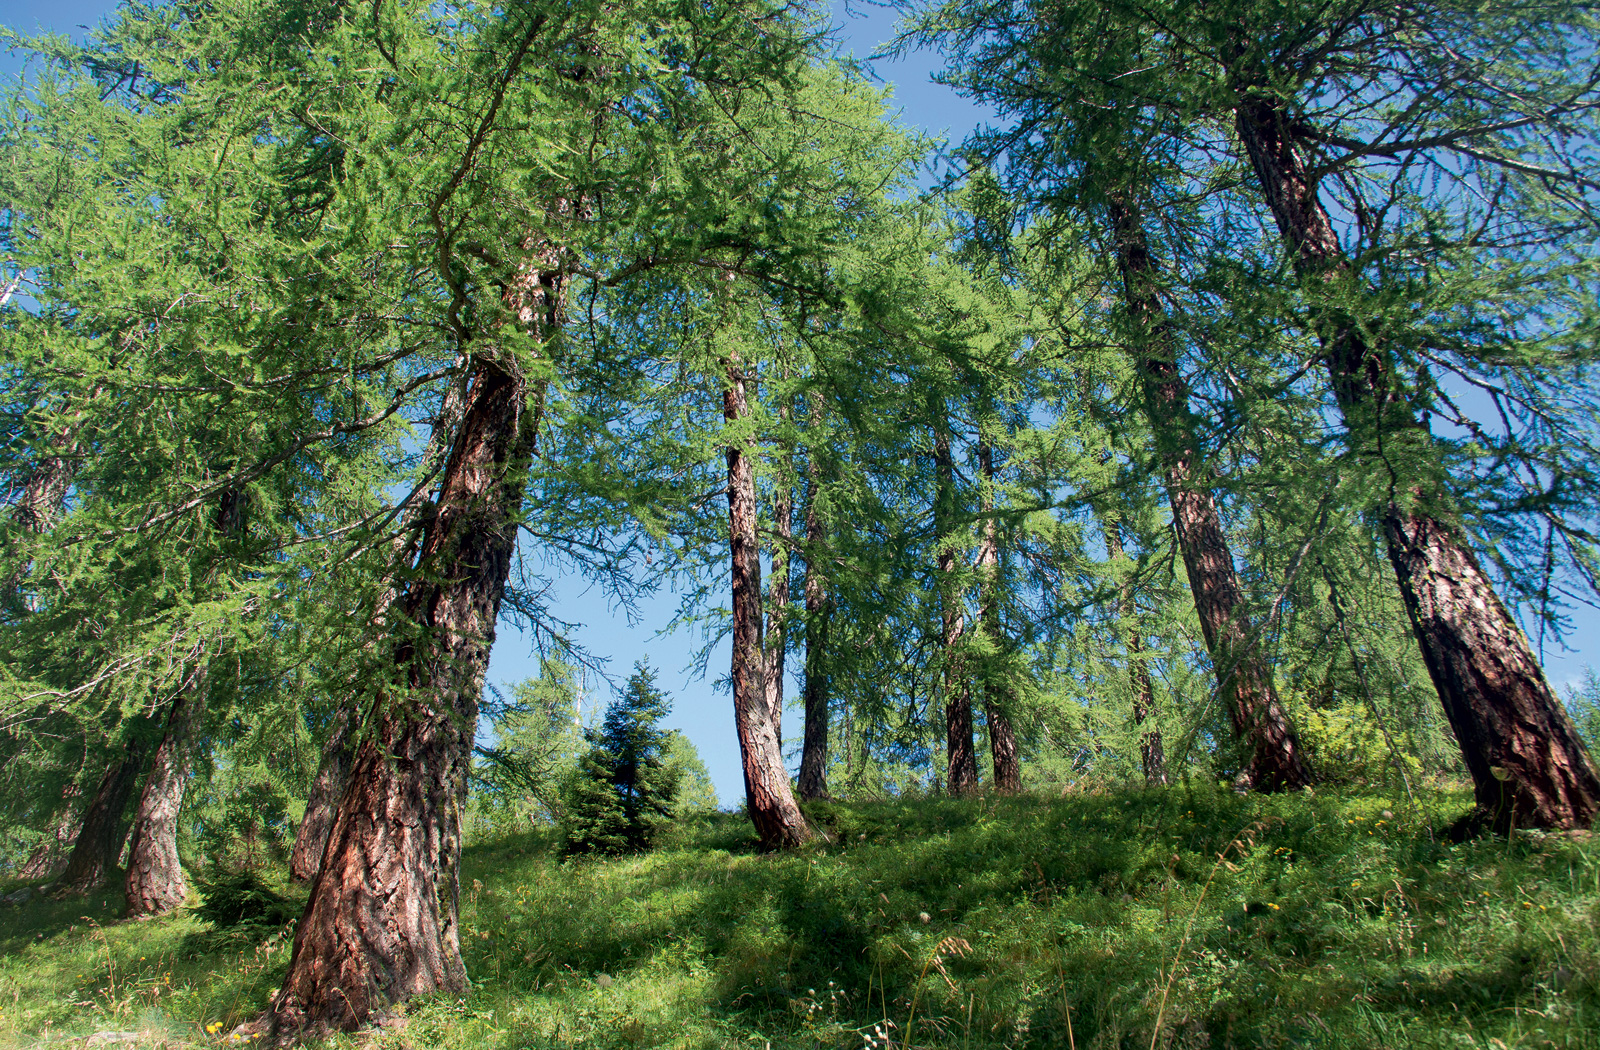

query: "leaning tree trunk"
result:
(1102, 517), (1167, 785)
(19, 783), (82, 881)
(261, 245), (564, 1036)
(1233, 92), (1600, 830)
(288, 703), (358, 885)
(763, 469), (792, 743)
(797, 407), (831, 801)
(1108, 195), (1311, 791)
(125, 667), (208, 917)
(289, 369), (468, 886)
(726, 356), (811, 848)
(933, 409), (979, 794)
(975, 441), (1020, 793)
(55, 738), (149, 896)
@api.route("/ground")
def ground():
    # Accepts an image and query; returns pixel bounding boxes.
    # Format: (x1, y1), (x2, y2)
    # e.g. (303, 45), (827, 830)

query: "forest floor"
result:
(0, 784), (1597, 1049)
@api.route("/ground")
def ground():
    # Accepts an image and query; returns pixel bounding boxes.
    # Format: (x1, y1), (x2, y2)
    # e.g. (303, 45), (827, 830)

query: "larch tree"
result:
(913, 0), (1600, 827)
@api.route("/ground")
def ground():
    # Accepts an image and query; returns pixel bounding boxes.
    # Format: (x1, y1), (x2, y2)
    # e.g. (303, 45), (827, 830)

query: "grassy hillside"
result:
(1, 785), (1597, 1048)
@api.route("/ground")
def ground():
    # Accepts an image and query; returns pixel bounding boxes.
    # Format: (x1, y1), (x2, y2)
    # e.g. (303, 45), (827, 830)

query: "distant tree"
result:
(1567, 670), (1600, 754)
(559, 662), (681, 855)
(469, 659), (587, 836)
(662, 731), (719, 815)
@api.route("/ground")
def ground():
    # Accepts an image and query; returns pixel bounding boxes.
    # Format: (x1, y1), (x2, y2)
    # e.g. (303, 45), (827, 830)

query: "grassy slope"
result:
(1, 785), (1597, 1049)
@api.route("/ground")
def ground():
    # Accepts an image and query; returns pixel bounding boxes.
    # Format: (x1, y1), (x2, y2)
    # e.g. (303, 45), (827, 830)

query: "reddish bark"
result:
(797, 407), (831, 802)
(262, 245), (566, 1035)
(125, 670), (207, 917)
(55, 739), (148, 896)
(726, 358), (811, 848)
(288, 704), (357, 885)
(19, 783), (82, 881)
(1233, 92), (1600, 829)
(933, 412), (978, 794)
(975, 441), (1020, 793)
(763, 470), (791, 742)
(1102, 519), (1167, 785)
(1108, 196), (1311, 791)
(290, 369), (468, 886)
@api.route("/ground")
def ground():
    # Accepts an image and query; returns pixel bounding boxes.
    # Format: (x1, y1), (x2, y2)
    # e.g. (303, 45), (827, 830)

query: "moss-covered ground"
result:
(2, 784), (1597, 1048)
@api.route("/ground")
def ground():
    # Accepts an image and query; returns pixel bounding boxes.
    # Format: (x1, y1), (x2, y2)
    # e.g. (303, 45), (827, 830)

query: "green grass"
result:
(2, 784), (1598, 1048)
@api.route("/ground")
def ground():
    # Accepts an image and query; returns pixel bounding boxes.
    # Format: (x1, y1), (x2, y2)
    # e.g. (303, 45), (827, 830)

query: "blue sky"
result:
(2, 0), (1594, 806)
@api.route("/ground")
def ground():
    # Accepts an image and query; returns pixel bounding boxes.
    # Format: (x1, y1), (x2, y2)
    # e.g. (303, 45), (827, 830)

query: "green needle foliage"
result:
(560, 661), (682, 856)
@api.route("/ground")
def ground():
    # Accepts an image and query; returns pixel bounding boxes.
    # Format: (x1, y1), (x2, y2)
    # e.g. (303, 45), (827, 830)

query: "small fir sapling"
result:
(559, 661), (682, 854)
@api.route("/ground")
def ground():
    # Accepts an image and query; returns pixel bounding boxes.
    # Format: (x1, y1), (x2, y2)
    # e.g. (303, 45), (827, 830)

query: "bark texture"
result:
(55, 739), (148, 896)
(290, 365), (469, 886)
(1108, 195), (1311, 791)
(933, 411), (978, 794)
(125, 671), (207, 917)
(797, 415), (831, 801)
(288, 703), (358, 885)
(1232, 91), (1600, 829)
(1103, 518), (1167, 785)
(264, 241), (564, 1035)
(763, 473), (791, 742)
(975, 441), (1020, 793)
(725, 358), (811, 847)
(19, 783), (82, 881)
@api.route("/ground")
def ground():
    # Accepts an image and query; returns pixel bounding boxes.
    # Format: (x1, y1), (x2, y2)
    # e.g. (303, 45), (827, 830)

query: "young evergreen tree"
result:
(559, 662), (680, 855)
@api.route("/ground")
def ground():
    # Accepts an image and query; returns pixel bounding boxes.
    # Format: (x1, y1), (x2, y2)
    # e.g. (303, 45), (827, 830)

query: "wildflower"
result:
(1267, 902), (1280, 910)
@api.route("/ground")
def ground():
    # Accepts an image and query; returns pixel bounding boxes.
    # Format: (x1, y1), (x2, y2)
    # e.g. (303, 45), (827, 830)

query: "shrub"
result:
(193, 868), (298, 929)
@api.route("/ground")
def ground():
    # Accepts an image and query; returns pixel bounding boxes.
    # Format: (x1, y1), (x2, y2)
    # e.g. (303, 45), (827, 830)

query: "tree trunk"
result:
(1233, 92), (1600, 829)
(763, 470), (791, 743)
(933, 410), (979, 794)
(1102, 518), (1167, 785)
(726, 357), (811, 847)
(125, 668), (207, 917)
(55, 739), (148, 896)
(288, 704), (357, 885)
(19, 783), (82, 881)
(975, 441), (1020, 793)
(797, 406), (831, 801)
(1108, 195), (1311, 791)
(263, 248), (564, 1035)
(290, 366), (469, 886)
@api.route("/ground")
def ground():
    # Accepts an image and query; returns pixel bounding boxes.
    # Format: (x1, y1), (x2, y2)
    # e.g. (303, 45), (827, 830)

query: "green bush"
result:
(193, 868), (298, 929)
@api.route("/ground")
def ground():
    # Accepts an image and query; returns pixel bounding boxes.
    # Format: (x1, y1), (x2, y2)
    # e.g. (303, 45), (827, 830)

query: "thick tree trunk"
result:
(797, 412), (831, 801)
(263, 246), (564, 1035)
(1108, 196), (1311, 791)
(19, 783), (82, 881)
(975, 442), (1020, 793)
(290, 367), (468, 886)
(726, 358), (811, 847)
(1233, 93), (1600, 829)
(55, 739), (148, 896)
(288, 704), (357, 885)
(763, 473), (791, 742)
(1102, 519), (1167, 785)
(125, 669), (207, 917)
(933, 412), (979, 794)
